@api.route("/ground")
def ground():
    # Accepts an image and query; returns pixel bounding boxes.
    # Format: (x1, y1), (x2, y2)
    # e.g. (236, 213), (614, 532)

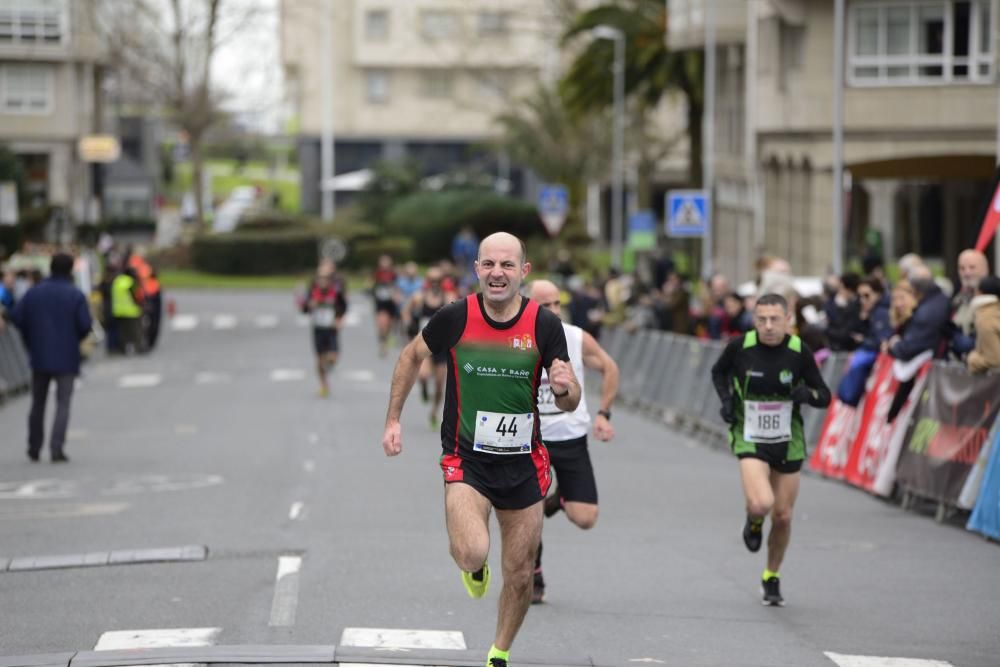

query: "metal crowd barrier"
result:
(0, 324), (31, 402)
(605, 327), (850, 447)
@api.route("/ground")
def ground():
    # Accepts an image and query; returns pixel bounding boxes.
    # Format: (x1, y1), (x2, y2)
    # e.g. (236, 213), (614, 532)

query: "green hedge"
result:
(352, 236), (416, 267)
(385, 191), (544, 262)
(0, 225), (22, 259)
(191, 231), (320, 274)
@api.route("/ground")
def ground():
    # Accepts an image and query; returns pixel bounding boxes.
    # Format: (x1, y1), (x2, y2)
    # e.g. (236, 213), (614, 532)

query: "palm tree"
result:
(493, 84), (611, 236)
(560, 0), (703, 197)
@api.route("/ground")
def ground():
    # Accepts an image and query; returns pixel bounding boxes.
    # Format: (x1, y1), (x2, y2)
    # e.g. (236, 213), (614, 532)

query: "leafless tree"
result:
(93, 0), (264, 227)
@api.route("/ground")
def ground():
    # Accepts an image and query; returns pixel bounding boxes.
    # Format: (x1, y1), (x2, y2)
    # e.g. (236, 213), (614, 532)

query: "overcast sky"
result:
(212, 0), (283, 133)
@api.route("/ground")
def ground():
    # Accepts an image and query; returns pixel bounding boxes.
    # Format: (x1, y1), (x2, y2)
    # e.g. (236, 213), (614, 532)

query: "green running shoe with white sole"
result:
(461, 563), (490, 599)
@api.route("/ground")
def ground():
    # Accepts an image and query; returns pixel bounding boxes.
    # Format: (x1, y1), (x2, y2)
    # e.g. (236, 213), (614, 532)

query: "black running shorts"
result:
(545, 435), (598, 504)
(440, 447), (551, 511)
(737, 441), (803, 474)
(313, 327), (339, 355)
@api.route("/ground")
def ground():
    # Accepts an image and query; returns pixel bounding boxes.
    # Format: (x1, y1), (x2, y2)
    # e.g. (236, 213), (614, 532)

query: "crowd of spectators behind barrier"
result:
(558, 248), (1000, 386)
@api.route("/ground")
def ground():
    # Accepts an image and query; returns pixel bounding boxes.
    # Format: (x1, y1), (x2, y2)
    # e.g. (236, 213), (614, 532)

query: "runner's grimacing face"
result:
(476, 245), (528, 305)
(754, 303), (789, 346)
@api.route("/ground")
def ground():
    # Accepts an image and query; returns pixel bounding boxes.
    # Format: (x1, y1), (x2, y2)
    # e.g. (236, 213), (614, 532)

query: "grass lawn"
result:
(170, 160), (300, 214)
(159, 269), (312, 290)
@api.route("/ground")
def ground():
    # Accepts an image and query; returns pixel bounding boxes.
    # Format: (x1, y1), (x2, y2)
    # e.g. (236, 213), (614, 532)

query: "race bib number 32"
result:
(473, 410), (534, 455)
(743, 400), (793, 444)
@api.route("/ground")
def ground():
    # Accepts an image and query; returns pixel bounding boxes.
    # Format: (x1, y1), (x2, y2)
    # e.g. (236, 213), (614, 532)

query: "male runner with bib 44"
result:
(711, 293), (830, 607)
(382, 232), (580, 667)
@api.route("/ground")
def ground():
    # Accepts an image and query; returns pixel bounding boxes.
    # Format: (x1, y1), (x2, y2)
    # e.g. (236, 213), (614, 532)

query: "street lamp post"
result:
(593, 25), (625, 269)
(321, 0), (335, 222)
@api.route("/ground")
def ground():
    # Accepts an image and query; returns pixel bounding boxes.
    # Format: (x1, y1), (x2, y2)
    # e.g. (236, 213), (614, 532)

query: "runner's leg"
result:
(445, 483), (492, 573)
(494, 501), (543, 651)
(739, 458), (774, 518)
(766, 470), (800, 573)
(563, 502), (598, 530)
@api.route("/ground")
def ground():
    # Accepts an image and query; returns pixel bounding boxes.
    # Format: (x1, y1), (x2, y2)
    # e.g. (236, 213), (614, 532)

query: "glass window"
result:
(365, 9), (389, 41)
(886, 6), (911, 55)
(477, 11), (508, 36)
(421, 10), (456, 40)
(855, 7), (879, 56)
(478, 71), (509, 98)
(850, 0), (994, 85)
(1, 63), (53, 113)
(917, 5), (945, 54)
(0, 0), (64, 43)
(365, 70), (389, 105)
(421, 71), (452, 98)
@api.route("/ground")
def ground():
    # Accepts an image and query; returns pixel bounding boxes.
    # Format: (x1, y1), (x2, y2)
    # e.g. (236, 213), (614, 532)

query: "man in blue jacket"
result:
(11, 253), (92, 463)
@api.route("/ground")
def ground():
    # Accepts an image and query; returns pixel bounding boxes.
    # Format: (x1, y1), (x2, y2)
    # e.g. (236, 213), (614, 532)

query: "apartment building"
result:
(0, 0), (107, 226)
(281, 0), (570, 215)
(670, 0), (999, 282)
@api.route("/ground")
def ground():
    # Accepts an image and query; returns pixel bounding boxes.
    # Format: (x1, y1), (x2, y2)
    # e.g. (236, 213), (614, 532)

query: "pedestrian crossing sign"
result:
(666, 190), (709, 238)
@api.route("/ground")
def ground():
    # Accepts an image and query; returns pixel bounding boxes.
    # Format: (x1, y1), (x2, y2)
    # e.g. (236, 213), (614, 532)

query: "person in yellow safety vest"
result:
(111, 267), (144, 355)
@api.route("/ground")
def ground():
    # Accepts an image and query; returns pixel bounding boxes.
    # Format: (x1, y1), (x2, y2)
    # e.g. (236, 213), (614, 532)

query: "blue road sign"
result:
(538, 184), (569, 236)
(666, 190), (709, 238)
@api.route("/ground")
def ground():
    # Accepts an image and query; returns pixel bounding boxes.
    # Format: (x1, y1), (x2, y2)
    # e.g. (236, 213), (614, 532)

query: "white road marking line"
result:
(307, 432), (319, 444)
(174, 424), (198, 435)
(289, 502), (304, 520)
(211, 314), (237, 330)
(254, 314), (280, 328)
(303, 460), (316, 473)
(118, 373), (162, 389)
(339, 628), (466, 650)
(195, 371), (231, 384)
(170, 314), (199, 331)
(270, 368), (306, 382)
(296, 314), (311, 327)
(825, 653), (955, 667)
(0, 502), (128, 520)
(343, 369), (375, 382)
(269, 555), (302, 627)
(68, 429), (88, 440)
(343, 311), (361, 327)
(94, 627), (220, 667)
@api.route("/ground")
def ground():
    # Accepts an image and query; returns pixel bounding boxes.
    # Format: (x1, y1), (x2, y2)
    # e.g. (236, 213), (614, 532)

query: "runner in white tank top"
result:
(530, 279), (620, 604)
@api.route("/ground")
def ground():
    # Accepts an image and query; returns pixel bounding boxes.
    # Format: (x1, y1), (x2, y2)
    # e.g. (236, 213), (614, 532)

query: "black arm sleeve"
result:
(799, 345), (832, 408)
(536, 308), (569, 369)
(421, 299), (466, 355)
(711, 338), (738, 403)
(335, 289), (347, 318)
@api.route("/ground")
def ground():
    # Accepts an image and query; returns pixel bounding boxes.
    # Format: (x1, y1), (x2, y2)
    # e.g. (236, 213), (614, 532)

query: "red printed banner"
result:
(843, 354), (931, 495)
(809, 399), (859, 479)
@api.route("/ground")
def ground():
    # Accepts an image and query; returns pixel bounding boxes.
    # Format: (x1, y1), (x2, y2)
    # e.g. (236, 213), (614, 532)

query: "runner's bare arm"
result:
(382, 335), (433, 456)
(547, 358), (581, 413)
(581, 331), (618, 441)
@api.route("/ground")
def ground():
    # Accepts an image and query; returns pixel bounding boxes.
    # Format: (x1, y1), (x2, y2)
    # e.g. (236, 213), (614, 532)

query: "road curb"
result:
(1, 545), (207, 573)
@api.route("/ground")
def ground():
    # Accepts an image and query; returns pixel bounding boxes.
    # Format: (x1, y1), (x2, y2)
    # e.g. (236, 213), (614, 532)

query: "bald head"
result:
(479, 232), (527, 265)
(529, 280), (562, 316)
(958, 249), (989, 290)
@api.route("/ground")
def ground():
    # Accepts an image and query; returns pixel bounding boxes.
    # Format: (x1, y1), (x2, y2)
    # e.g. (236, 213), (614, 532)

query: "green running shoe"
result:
(486, 645), (509, 667)
(461, 563), (490, 599)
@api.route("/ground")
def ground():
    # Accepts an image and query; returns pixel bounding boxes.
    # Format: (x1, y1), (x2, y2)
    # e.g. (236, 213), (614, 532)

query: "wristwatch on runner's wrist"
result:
(598, 410), (612, 420)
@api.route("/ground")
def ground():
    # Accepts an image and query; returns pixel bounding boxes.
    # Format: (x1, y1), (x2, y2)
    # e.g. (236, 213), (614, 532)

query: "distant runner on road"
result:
(302, 261), (347, 397)
(381, 232), (580, 667)
(529, 279), (619, 604)
(711, 293), (830, 606)
(402, 265), (458, 429)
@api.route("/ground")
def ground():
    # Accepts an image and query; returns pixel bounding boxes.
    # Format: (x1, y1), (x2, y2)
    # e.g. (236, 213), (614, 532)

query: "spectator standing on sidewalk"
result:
(887, 266), (951, 361)
(966, 276), (1000, 374)
(951, 249), (989, 356)
(111, 266), (144, 355)
(10, 253), (92, 463)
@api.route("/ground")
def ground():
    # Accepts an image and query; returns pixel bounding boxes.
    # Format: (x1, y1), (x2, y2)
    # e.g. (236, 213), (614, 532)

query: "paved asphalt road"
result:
(1, 289), (998, 667)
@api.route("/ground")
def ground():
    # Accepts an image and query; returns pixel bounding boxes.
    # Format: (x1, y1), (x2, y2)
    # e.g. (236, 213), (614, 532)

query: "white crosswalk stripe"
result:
(339, 628), (466, 650)
(254, 314), (280, 328)
(825, 653), (955, 667)
(170, 314), (199, 331)
(270, 369), (306, 382)
(211, 314), (237, 330)
(94, 627), (220, 667)
(118, 373), (162, 389)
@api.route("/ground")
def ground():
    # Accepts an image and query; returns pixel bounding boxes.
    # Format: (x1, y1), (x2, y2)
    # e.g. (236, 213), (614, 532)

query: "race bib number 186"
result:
(743, 400), (793, 444)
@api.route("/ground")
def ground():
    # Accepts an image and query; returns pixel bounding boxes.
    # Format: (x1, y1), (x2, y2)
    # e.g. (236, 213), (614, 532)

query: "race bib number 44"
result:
(312, 307), (335, 328)
(743, 400), (793, 444)
(473, 410), (534, 454)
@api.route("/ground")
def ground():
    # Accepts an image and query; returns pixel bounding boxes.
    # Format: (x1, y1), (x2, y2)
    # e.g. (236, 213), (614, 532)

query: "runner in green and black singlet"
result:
(711, 293), (831, 607)
(381, 232), (580, 667)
